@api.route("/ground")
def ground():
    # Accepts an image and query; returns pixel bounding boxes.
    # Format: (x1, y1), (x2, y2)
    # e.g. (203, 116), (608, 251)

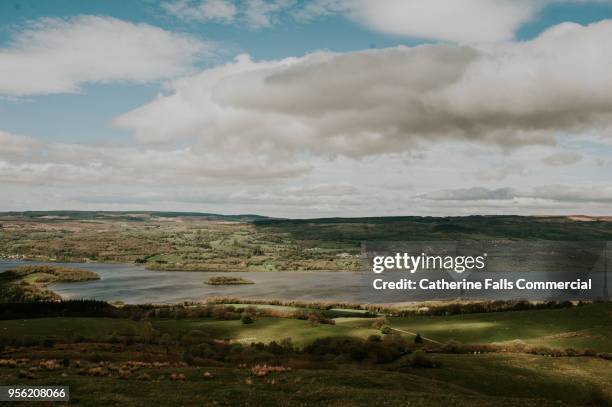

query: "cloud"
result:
(0, 130), (310, 185)
(0, 16), (213, 96)
(162, 0), (237, 23)
(163, 0), (295, 28)
(420, 187), (518, 201)
(114, 21), (612, 159)
(474, 163), (525, 181)
(344, 0), (542, 43)
(529, 185), (612, 203)
(244, 0), (296, 28)
(159, 1), (612, 45)
(541, 151), (583, 166)
(419, 185), (612, 204)
(0, 131), (43, 155)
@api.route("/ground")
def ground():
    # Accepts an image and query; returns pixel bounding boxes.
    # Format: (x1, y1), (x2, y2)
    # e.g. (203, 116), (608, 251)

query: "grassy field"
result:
(0, 355), (609, 406)
(0, 303), (610, 405)
(2, 303), (608, 350)
(387, 302), (612, 351)
(0, 345), (610, 406)
(0, 317), (153, 344)
(152, 317), (378, 347)
(149, 303), (612, 351)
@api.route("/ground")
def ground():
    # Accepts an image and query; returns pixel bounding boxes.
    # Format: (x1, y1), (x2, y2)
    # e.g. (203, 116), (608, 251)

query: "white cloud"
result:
(0, 131), (43, 155)
(244, 0), (296, 28)
(419, 185), (612, 204)
(345, 0), (542, 43)
(160, 0), (612, 44)
(162, 0), (237, 23)
(0, 16), (212, 96)
(0, 131), (310, 186)
(163, 0), (295, 28)
(420, 187), (518, 201)
(113, 21), (612, 159)
(541, 151), (583, 166)
(3, 128), (612, 216)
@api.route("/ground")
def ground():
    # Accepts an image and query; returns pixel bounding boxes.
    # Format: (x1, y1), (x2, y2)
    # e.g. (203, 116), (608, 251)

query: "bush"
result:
(370, 318), (386, 329)
(408, 351), (434, 368)
(42, 338), (54, 348)
(241, 314), (254, 324)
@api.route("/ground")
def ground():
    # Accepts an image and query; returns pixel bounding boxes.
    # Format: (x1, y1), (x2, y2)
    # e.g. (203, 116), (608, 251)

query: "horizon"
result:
(1, 209), (610, 221)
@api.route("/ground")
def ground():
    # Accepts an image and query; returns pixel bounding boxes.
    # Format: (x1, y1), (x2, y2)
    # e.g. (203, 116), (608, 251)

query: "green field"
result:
(0, 303), (611, 405)
(149, 303), (611, 351)
(153, 317), (378, 347)
(388, 302), (612, 352)
(2, 303), (609, 351)
(0, 317), (154, 343)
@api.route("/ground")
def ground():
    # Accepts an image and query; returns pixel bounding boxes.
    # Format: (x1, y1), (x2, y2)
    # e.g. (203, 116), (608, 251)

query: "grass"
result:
(0, 317), (153, 343)
(415, 353), (612, 405)
(387, 302), (612, 351)
(0, 352), (609, 406)
(152, 317), (378, 347)
(149, 303), (612, 351)
(0, 304), (610, 405)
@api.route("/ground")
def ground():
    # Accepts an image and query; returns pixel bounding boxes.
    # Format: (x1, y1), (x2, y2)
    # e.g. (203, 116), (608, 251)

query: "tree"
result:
(241, 313), (254, 324)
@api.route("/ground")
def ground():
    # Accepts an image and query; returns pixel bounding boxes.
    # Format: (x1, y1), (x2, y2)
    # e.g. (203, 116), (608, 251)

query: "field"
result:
(1, 212), (612, 272)
(0, 355), (610, 406)
(148, 302), (612, 350)
(0, 303), (610, 405)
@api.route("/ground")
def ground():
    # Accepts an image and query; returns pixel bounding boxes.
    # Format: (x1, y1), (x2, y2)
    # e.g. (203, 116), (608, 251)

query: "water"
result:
(1, 261), (609, 304)
(0, 261), (370, 304)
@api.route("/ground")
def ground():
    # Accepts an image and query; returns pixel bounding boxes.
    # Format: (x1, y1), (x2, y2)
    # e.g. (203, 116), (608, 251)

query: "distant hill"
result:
(0, 211), (273, 223)
(253, 215), (612, 241)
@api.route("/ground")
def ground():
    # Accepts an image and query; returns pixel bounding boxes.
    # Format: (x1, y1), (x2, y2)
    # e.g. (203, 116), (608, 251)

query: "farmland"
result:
(1, 212), (612, 272)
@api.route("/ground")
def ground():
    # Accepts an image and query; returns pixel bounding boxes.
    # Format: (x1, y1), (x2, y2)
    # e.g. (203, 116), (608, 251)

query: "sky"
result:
(2, 0), (612, 217)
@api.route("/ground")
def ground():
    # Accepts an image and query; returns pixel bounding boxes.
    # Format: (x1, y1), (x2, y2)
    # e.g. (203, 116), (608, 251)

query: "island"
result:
(204, 276), (255, 285)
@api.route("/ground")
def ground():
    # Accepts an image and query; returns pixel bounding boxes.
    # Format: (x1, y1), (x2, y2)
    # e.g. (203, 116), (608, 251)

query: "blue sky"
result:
(2, 0), (612, 216)
(2, 0), (612, 143)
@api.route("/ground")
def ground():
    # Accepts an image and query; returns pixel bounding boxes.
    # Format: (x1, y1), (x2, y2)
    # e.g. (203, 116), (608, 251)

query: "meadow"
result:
(0, 302), (610, 405)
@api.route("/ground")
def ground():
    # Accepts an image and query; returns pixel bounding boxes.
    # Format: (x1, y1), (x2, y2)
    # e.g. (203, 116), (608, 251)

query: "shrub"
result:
(241, 314), (254, 324)
(441, 340), (466, 354)
(408, 351), (434, 368)
(42, 338), (54, 348)
(371, 318), (386, 329)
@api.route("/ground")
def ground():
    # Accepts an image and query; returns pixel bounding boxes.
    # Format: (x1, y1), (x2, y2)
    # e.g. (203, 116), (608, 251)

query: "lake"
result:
(1, 260), (609, 304)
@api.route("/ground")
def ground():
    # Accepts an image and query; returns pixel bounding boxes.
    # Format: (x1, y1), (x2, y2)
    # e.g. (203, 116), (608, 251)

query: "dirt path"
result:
(388, 327), (442, 344)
